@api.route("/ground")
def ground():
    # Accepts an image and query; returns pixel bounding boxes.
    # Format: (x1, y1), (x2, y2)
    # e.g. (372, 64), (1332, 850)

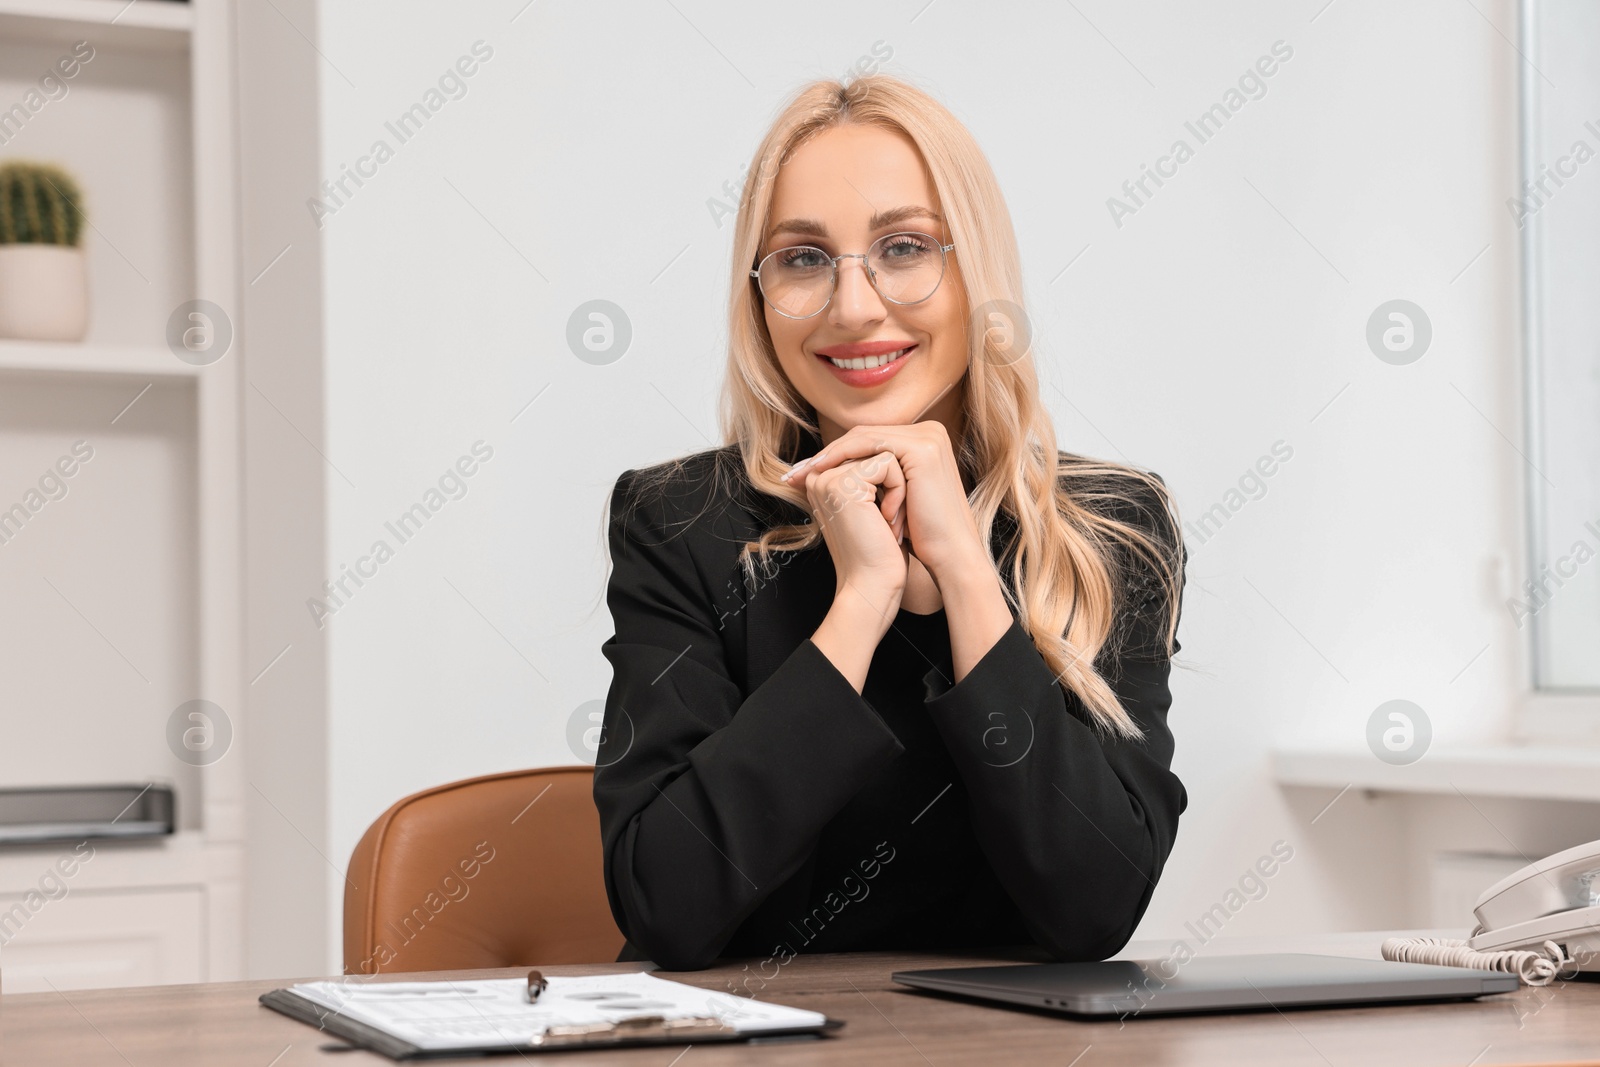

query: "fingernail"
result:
(781, 454), (822, 482)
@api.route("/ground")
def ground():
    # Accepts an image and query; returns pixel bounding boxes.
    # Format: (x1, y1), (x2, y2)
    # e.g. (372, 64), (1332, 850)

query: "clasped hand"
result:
(781, 422), (985, 606)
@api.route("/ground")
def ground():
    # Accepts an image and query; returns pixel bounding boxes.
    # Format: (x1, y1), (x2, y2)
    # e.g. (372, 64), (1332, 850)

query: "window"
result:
(1519, 0), (1600, 689)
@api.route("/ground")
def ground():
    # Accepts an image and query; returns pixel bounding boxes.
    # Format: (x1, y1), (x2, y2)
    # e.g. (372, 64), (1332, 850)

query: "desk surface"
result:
(3, 931), (1597, 1066)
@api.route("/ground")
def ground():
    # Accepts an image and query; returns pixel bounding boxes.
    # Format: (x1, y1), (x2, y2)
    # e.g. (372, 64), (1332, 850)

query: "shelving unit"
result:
(0, 340), (201, 379)
(0, 0), (193, 52)
(0, 0), (244, 991)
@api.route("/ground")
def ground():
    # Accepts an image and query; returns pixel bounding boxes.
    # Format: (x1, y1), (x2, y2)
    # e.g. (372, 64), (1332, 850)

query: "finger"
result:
(778, 456), (814, 483)
(876, 454), (906, 525)
(777, 451), (819, 489)
(832, 452), (901, 503)
(781, 425), (920, 481)
(780, 445), (841, 484)
(883, 470), (908, 521)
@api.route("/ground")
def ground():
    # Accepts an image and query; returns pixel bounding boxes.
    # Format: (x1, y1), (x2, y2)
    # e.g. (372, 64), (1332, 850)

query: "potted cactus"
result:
(0, 161), (89, 342)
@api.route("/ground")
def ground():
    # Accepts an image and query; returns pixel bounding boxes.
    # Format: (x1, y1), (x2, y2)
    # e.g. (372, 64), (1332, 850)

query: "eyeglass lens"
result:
(757, 232), (947, 318)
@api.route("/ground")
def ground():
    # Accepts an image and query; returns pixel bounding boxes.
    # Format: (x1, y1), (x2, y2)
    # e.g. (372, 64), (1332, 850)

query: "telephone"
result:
(1383, 838), (1600, 985)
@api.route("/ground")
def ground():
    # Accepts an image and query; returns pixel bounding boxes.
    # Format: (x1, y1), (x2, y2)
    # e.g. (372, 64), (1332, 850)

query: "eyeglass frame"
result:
(749, 231), (957, 320)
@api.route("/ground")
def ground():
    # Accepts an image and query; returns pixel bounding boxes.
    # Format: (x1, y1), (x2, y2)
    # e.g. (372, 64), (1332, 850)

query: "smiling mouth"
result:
(818, 345), (915, 370)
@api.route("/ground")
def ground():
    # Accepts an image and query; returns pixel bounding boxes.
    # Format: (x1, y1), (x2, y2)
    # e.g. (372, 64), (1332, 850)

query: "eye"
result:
(878, 234), (932, 260)
(777, 246), (830, 271)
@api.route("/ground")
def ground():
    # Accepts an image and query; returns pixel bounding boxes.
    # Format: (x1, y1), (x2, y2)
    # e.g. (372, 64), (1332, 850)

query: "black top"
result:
(595, 438), (1186, 971)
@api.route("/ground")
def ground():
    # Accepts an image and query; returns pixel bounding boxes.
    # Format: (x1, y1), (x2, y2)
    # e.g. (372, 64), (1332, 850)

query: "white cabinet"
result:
(0, 888), (205, 993)
(0, 832), (240, 991)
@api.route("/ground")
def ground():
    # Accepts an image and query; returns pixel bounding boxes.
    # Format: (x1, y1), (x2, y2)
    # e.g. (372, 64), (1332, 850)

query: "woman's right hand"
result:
(796, 451), (908, 687)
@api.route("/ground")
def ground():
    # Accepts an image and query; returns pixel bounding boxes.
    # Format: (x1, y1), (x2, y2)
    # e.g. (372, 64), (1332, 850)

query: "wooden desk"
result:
(4, 932), (1598, 1066)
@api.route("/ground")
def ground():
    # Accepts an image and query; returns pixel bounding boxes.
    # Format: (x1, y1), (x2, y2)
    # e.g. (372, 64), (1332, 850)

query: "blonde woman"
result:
(596, 74), (1186, 972)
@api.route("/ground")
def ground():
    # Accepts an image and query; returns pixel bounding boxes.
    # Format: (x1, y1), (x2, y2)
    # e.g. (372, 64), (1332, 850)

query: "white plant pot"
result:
(0, 244), (89, 342)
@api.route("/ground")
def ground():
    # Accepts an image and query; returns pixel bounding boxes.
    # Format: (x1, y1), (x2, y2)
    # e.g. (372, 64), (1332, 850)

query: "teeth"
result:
(828, 347), (909, 370)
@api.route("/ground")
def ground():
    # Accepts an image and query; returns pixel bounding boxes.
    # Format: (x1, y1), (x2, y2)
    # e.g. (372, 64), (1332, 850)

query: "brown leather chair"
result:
(343, 766), (625, 974)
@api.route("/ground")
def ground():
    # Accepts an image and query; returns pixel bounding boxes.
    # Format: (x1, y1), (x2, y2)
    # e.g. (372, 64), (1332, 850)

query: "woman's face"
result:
(759, 123), (969, 446)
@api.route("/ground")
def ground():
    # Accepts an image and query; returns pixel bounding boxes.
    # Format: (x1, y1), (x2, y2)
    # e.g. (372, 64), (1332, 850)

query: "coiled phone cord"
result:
(1380, 935), (1572, 986)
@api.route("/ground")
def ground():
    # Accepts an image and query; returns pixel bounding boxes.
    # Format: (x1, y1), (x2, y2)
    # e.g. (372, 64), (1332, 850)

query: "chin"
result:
(830, 396), (921, 427)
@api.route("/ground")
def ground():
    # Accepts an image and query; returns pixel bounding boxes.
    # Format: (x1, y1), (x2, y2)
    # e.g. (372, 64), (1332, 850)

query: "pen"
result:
(526, 970), (547, 1004)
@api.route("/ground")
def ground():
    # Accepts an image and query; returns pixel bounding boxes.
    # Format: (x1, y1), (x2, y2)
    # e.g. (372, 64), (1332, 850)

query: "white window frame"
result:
(1516, 0), (1600, 740)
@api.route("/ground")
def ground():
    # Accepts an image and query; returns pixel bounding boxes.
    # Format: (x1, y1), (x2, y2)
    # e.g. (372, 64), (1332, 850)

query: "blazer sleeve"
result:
(593, 467), (907, 970)
(920, 474), (1188, 961)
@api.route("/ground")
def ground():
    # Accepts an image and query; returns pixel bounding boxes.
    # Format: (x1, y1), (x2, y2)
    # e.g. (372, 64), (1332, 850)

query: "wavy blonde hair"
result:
(634, 74), (1183, 738)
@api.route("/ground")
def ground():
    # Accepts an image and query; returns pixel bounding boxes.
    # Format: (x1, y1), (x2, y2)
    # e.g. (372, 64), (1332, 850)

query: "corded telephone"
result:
(1383, 838), (1600, 985)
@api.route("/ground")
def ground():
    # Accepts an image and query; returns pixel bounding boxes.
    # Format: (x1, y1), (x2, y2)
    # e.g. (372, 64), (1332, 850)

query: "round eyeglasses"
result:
(750, 231), (956, 320)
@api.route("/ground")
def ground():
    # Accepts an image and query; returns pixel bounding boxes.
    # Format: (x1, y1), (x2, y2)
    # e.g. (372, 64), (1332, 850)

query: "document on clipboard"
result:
(260, 971), (839, 1059)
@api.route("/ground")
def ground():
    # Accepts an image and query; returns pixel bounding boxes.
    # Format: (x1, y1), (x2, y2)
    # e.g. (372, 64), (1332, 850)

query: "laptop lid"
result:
(891, 953), (1519, 1018)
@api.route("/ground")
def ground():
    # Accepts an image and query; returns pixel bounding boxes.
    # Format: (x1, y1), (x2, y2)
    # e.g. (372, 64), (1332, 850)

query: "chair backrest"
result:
(343, 766), (625, 974)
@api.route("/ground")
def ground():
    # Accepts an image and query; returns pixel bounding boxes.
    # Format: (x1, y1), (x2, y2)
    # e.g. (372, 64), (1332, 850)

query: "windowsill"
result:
(1272, 744), (1600, 803)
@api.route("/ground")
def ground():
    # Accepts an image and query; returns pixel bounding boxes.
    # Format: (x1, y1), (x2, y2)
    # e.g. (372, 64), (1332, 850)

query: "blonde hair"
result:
(635, 74), (1182, 738)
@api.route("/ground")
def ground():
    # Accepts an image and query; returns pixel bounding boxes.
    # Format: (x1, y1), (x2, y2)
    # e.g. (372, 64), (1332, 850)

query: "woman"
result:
(595, 73), (1186, 973)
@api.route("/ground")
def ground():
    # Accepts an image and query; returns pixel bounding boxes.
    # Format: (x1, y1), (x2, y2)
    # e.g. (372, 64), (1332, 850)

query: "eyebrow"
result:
(765, 205), (943, 244)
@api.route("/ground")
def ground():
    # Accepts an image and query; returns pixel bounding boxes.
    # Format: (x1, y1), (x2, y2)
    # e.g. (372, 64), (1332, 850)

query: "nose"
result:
(827, 254), (887, 331)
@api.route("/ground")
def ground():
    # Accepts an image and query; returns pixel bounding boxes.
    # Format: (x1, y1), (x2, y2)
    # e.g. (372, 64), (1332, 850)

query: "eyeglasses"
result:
(750, 231), (956, 320)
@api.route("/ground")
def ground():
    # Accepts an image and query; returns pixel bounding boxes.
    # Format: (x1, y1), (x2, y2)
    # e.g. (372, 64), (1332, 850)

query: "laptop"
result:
(891, 953), (1519, 1018)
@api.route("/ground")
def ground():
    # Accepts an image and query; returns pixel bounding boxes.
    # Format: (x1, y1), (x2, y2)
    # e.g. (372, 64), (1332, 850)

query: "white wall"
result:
(238, 0), (334, 981)
(306, 0), (1541, 970)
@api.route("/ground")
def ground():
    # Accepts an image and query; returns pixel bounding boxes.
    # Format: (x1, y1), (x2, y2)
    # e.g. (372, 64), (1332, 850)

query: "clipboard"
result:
(259, 971), (842, 1060)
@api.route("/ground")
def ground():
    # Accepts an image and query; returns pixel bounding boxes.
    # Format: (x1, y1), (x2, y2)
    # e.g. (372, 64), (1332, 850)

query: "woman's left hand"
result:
(781, 421), (985, 580)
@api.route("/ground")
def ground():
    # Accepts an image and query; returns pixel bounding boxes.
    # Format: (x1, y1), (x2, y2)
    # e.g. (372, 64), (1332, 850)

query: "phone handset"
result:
(1382, 838), (1600, 986)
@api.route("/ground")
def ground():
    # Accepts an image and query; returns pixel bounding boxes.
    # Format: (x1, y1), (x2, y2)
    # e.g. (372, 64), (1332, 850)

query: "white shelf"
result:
(0, 341), (201, 379)
(1273, 745), (1600, 803)
(0, 0), (192, 51)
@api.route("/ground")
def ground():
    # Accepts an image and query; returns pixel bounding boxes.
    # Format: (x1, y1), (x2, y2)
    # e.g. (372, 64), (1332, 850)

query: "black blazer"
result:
(594, 441), (1187, 971)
